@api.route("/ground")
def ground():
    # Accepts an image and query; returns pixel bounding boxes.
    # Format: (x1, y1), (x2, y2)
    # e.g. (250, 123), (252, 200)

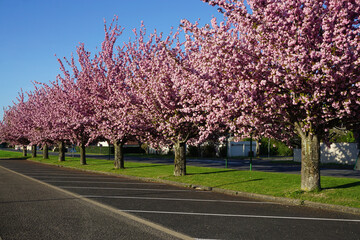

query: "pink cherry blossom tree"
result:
(25, 83), (60, 159)
(0, 107), (30, 156)
(203, 0), (360, 191)
(126, 24), (219, 176)
(38, 81), (73, 161)
(0, 91), (33, 156)
(54, 44), (99, 165)
(90, 19), (144, 169)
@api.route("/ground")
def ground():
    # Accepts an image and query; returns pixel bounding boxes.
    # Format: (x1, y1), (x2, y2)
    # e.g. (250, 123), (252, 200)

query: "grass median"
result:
(1, 149), (359, 209)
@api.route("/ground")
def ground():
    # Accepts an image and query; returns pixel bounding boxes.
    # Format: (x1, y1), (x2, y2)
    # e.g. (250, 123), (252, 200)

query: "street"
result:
(1, 159), (360, 240)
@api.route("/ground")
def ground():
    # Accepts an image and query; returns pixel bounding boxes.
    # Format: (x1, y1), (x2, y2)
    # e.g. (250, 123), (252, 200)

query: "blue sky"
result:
(0, 0), (222, 118)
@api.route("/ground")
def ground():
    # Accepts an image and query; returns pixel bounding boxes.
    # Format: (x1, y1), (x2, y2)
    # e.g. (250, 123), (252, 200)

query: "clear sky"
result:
(0, 0), (222, 119)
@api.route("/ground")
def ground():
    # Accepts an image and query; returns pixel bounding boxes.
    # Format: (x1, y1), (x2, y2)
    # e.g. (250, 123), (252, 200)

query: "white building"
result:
(227, 141), (258, 157)
(293, 143), (358, 165)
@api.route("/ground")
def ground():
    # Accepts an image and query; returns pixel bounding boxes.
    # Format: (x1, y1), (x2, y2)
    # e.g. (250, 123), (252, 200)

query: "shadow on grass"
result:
(125, 164), (167, 169)
(323, 181), (360, 190)
(187, 169), (238, 176)
(0, 157), (29, 160)
(213, 178), (264, 188)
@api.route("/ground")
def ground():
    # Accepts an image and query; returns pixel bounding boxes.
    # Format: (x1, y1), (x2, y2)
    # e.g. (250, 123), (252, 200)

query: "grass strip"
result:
(0, 149), (29, 159)
(1, 149), (359, 209)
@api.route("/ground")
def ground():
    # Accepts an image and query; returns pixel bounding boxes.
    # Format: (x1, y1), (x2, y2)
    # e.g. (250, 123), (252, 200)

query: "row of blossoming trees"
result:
(1, 0), (360, 191)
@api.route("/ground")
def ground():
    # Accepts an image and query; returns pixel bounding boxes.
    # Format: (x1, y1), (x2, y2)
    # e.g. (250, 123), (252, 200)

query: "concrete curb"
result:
(27, 159), (360, 216)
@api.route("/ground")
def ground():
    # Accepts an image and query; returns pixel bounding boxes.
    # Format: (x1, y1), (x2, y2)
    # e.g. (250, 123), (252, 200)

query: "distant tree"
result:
(0, 92), (32, 156)
(25, 85), (55, 159)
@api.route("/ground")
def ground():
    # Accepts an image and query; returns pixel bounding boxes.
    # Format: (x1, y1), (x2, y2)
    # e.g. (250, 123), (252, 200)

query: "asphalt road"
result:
(1, 159), (360, 240)
(0, 160), (188, 240)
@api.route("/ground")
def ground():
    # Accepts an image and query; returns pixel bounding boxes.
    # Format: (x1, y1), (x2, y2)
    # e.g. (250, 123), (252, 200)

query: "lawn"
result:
(0, 149), (28, 159)
(1, 149), (359, 209)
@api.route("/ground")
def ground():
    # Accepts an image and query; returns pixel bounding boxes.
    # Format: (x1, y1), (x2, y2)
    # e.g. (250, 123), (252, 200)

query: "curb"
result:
(27, 159), (360, 216)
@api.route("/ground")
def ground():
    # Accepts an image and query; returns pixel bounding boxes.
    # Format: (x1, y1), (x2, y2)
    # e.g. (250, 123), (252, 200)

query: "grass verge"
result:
(1, 149), (359, 209)
(0, 149), (29, 159)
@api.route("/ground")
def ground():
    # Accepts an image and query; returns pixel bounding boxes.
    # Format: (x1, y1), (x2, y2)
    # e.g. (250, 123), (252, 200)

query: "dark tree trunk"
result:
(355, 153), (360, 170)
(256, 139), (260, 157)
(300, 134), (321, 191)
(31, 144), (37, 158)
(114, 140), (125, 169)
(80, 142), (86, 165)
(58, 141), (65, 162)
(43, 144), (49, 159)
(174, 141), (186, 176)
(354, 130), (360, 170)
(22, 145), (27, 157)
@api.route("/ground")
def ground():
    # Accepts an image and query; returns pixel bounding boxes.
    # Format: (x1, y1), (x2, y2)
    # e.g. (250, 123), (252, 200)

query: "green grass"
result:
(1, 149), (359, 209)
(0, 149), (28, 159)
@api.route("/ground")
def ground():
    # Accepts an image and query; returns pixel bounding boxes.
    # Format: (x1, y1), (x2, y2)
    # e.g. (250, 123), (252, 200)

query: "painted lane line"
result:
(15, 171), (77, 173)
(44, 180), (166, 185)
(82, 195), (279, 204)
(26, 176), (131, 180)
(22, 173), (91, 176)
(61, 186), (194, 192)
(119, 209), (360, 223)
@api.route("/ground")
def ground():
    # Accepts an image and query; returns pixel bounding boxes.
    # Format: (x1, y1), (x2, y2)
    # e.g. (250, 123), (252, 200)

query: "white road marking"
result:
(195, 239), (220, 240)
(26, 176), (130, 180)
(44, 180), (166, 185)
(22, 173), (89, 176)
(82, 195), (279, 204)
(120, 209), (360, 223)
(60, 186), (193, 192)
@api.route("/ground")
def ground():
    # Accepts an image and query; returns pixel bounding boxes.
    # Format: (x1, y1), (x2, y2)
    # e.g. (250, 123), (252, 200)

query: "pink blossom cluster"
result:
(1, 0), (359, 160)
(200, 0), (360, 144)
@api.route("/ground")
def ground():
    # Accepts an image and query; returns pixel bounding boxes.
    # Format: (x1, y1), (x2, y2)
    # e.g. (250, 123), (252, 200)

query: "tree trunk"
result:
(355, 152), (360, 170)
(354, 130), (360, 170)
(300, 134), (321, 191)
(31, 144), (37, 158)
(114, 140), (125, 169)
(80, 142), (86, 165)
(43, 144), (49, 159)
(256, 139), (260, 157)
(174, 141), (186, 176)
(22, 145), (27, 157)
(58, 141), (65, 162)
